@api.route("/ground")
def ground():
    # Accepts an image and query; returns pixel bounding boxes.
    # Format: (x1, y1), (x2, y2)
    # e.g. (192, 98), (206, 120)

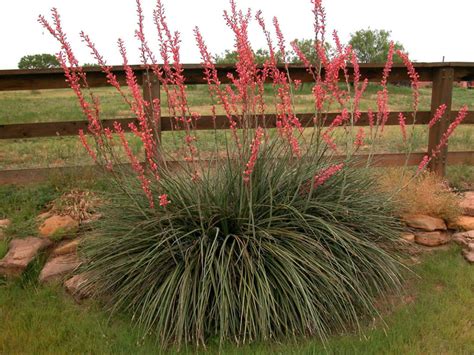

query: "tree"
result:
(18, 54), (60, 69)
(348, 29), (405, 63)
(215, 40), (331, 66)
(83, 63), (100, 68)
(214, 48), (274, 65)
(288, 39), (333, 64)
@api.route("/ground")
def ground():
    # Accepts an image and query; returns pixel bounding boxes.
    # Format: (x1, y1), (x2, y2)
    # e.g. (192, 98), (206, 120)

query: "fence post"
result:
(427, 67), (454, 176)
(142, 71), (161, 143)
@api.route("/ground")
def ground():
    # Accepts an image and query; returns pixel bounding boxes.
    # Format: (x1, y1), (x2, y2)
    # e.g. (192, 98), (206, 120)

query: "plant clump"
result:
(39, 0), (467, 348)
(378, 169), (462, 222)
(47, 189), (101, 223)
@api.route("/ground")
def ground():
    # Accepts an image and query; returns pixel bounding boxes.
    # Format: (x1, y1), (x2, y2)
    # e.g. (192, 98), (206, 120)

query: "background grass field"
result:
(1, 83), (472, 187)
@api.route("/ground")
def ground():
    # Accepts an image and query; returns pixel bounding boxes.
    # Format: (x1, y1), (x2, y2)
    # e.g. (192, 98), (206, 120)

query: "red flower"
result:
(243, 127), (265, 183)
(398, 113), (407, 142)
(428, 104), (447, 128)
(159, 194), (170, 207)
(313, 163), (344, 189)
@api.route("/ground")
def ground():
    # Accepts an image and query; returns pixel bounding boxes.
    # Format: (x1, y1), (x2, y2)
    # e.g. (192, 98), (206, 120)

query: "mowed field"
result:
(1, 83), (473, 186)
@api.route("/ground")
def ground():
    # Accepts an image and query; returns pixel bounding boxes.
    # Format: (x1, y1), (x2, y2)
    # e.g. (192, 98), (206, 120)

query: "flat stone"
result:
(453, 235), (469, 248)
(0, 237), (52, 277)
(462, 250), (474, 263)
(402, 214), (447, 231)
(401, 233), (415, 242)
(0, 219), (11, 228)
(39, 254), (81, 283)
(64, 274), (91, 301)
(414, 231), (450, 247)
(453, 230), (474, 240)
(38, 215), (78, 238)
(452, 230), (474, 247)
(460, 191), (474, 217)
(52, 239), (81, 257)
(448, 216), (474, 231)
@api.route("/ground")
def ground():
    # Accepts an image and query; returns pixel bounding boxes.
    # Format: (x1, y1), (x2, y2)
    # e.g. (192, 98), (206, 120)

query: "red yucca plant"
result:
(40, 0), (467, 348)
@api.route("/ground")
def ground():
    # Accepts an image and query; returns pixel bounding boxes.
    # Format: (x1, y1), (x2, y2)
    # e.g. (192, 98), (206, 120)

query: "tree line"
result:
(18, 29), (405, 69)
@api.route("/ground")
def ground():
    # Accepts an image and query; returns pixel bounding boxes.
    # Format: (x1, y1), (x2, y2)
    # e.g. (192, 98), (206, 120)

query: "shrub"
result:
(378, 169), (462, 222)
(80, 143), (404, 346)
(39, 0), (467, 347)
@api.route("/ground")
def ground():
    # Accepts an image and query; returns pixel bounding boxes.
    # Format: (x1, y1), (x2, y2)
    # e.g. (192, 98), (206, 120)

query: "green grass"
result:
(447, 166), (474, 190)
(0, 239), (8, 259)
(1, 84), (473, 169)
(2, 84), (473, 126)
(0, 247), (472, 354)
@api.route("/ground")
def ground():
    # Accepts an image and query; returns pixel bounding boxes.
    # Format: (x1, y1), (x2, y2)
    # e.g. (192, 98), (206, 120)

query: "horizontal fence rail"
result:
(2, 62), (474, 91)
(0, 63), (473, 184)
(1, 111), (474, 140)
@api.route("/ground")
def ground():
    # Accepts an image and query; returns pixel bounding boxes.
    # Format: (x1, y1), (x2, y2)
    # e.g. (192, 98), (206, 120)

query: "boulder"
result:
(462, 250), (474, 263)
(448, 216), (474, 231)
(401, 233), (415, 242)
(38, 215), (78, 238)
(453, 230), (474, 240)
(460, 191), (474, 217)
(64, 274), (91, 301)
(402, 214), (446, 231)
(39, 254), (81, 283)
(414, 231), (450, 247)
(0, 237), (51, 277)
(452, 230), (474, 247)
(52, 239), (81, 257)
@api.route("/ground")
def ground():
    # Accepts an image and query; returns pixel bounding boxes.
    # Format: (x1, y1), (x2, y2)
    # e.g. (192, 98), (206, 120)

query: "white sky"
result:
(1, 0), (473, 69)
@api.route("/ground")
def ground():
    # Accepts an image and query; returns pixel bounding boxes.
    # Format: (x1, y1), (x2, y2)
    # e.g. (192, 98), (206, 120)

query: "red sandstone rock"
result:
(414, 231), (450, 247)
(402, 214), (446, 231)
(52, 239), (81, 257)
(448, 216), (474, 231)
(64, 274), (91, 301)
(0, 237), (51, 277)
(401, 233), (415, 242)
(38, 215), (78, 238)
(460, 191), (474, 217)
(39, 254), (81, 283)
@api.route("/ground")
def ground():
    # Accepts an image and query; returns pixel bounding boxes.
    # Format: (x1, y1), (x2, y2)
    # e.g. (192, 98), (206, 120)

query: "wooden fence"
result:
(1, 63), (474, 184)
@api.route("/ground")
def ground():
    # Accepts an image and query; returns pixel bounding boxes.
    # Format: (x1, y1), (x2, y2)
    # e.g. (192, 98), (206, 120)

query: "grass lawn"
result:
(0, 247), (472, 354)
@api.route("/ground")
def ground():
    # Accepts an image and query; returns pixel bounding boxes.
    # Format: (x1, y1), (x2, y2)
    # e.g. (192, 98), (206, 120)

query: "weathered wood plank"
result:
(2, 63), (474, 91)
(142, 71), (162, 141)
(0, 111), (449, 139)
(428, 68), (454, 176)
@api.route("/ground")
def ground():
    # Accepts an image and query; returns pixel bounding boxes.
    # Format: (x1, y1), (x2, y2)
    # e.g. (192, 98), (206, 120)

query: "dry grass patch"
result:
(378, 169), (462, 222)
